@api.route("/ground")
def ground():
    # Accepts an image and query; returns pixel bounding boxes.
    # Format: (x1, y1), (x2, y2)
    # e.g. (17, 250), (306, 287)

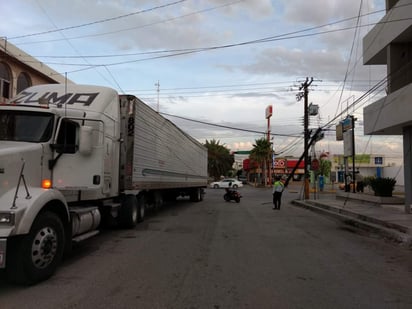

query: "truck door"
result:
(51, 118), (104, 191)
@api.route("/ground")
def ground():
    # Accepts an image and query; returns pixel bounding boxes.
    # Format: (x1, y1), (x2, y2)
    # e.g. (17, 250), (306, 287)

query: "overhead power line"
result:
(9, 0), (188, 40)
(160, 111), (302, 138)
(17, 16), (412, 74)
(13, 1), (244, 46)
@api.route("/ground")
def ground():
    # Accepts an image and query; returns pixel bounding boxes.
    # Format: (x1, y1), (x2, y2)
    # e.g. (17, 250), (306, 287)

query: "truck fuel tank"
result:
(70, 206), (101, 237)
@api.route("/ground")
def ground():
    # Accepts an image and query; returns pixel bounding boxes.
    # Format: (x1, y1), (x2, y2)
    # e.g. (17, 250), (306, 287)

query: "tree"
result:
(319, 158), (331, 177)
(204, 139), (234, 180)
(250, 138), (272, 185)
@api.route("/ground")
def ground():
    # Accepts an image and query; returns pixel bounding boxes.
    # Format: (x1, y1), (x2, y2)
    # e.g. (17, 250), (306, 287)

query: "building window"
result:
(0, 62), (11, 99)
(17, 72), (32, 93)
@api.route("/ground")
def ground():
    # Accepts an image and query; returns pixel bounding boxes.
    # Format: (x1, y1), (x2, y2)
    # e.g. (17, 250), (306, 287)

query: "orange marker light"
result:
(42, 179), (52, 189)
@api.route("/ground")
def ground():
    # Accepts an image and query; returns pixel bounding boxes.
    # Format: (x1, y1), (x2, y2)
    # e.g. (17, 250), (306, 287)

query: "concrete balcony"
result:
(363, 0), (412, 65)
(364, 83), (412, 135)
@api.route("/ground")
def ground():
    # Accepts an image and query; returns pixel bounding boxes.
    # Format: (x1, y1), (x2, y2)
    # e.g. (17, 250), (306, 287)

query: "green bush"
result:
(363, 176), (374, 188)
(368, 177), (396, 197)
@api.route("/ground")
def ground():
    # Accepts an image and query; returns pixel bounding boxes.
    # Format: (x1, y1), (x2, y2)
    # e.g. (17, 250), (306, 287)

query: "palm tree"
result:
(250, 138), (272, 185)
(204, 139), (234, 180)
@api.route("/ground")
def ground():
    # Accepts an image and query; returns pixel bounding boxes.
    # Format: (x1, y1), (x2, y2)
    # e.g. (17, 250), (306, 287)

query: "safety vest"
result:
(273, 180), (284, 193)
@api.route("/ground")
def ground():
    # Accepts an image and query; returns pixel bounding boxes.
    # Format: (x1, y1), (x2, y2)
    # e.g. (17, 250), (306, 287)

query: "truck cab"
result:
(0, 84), (122, 284)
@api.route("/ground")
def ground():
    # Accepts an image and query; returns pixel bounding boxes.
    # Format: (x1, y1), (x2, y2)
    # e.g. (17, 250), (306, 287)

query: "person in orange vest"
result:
(272, 176), (285, 210)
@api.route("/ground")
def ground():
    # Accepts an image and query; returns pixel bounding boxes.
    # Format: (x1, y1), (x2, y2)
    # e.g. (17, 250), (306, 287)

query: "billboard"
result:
(344, 130), (353, 156)
(342, 116), (353, 131)
(265, 105), (273, 119)
(336, 123), (343, 141)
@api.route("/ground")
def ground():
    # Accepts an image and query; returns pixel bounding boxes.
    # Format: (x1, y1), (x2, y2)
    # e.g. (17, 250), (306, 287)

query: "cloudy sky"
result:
(1, 0), (403, 162)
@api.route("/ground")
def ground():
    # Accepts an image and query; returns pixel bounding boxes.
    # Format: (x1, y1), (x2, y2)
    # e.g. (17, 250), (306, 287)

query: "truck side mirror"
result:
(79, 126), (93, 155)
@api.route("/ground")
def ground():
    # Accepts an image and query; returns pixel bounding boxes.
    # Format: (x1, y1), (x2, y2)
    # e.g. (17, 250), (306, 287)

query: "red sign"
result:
(243, 159), (250, 170)
(274, 159), (285, 168)
(286, 160), (304, 169)
(243, 159), (259, 170)
(265, 105), (273, 119)
(311, 159), (320, 171)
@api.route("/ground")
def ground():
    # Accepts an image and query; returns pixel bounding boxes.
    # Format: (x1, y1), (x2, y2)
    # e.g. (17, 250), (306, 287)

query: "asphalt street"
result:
(1, 185), (412, 309)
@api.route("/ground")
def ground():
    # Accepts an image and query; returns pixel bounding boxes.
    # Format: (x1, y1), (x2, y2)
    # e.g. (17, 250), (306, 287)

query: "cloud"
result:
(207, 0), (275, 19)
(231, 92), (282, 99)
(243, 47), (345, 77)
(280, 0), (378, 25)
(112, 0), (275, 50)
(220, 45), (385, 92)
(2, 0), (396, 159)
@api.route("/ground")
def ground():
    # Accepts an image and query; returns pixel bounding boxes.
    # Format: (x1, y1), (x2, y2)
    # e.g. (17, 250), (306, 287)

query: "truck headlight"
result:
(0, 212), (15, 225)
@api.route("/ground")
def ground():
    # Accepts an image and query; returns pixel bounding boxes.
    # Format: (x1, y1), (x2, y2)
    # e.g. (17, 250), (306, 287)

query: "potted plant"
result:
(362, 176), (373, 192)
(368, 177), (396, 197)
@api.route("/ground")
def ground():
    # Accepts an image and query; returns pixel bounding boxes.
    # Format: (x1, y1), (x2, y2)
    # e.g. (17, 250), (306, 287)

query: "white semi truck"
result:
(0, 84), (207, 284)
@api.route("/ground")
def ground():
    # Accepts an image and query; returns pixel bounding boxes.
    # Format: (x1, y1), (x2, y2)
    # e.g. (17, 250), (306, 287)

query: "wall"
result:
(383, 165), (405, 186)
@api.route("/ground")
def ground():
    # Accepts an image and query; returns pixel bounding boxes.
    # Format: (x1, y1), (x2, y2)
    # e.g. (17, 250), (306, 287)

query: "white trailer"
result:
(0, 84), (207, 284)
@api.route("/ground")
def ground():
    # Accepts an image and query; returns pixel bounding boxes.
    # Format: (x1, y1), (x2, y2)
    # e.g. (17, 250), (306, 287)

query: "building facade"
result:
(363, 0), (412, 212)
(0, 38), (71, 103)
(331, 153), (399, 183)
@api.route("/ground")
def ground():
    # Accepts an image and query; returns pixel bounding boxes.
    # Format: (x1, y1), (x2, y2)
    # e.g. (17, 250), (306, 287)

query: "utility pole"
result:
(297, 77), (313, 200)
(351, 115), (356, 193)
(342, 115), (357, 193)
(155, 80), (160, 112)
(266, 105), (273, 186)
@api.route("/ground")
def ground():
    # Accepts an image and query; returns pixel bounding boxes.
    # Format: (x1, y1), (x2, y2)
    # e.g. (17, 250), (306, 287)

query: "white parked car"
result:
(210, 178), (243, 189)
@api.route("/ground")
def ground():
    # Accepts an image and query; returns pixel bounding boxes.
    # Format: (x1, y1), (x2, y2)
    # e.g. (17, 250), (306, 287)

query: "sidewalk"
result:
(288, 183), (412, 247)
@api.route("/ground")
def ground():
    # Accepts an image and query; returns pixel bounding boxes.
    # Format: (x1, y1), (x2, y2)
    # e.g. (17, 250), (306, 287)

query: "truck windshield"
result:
(0, 110), (54, 142)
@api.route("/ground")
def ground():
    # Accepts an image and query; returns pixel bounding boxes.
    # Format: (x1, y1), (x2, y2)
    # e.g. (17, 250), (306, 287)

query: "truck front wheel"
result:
(7, 212), (65, 285)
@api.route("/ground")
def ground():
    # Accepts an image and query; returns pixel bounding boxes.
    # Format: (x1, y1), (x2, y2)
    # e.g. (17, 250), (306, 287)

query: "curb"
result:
(305, 200), (409, 234)
(291, 199), (412, 247)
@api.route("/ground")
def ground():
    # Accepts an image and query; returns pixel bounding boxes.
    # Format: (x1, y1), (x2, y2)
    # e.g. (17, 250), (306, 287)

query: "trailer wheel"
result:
(137, 194), (146, 222)
(190, 188), (202, 202)
(119, 194), (138, 228)
(6, 212), (65, 285)
(153, 191), (163, 211)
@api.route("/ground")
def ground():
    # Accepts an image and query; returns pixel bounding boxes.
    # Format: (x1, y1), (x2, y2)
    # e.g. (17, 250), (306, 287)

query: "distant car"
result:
(210, 178), (243, 189)
(238, 176), (247, 184)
